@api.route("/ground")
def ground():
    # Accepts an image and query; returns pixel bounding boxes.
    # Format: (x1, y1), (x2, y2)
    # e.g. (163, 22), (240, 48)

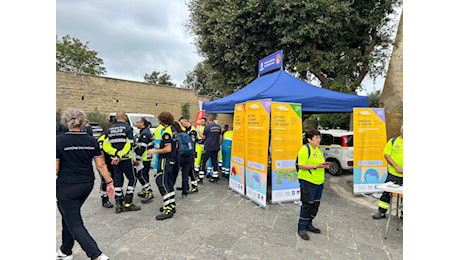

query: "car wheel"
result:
(327, 159), (343, 176)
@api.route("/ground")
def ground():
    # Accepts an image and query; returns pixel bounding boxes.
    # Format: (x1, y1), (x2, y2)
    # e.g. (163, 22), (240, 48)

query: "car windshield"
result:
(128, 115), (160, 128)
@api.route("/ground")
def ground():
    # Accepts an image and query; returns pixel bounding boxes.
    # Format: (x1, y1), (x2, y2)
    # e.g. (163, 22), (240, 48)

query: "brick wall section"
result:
(379, 12), (403, 140)
(56, 71), (233, 127)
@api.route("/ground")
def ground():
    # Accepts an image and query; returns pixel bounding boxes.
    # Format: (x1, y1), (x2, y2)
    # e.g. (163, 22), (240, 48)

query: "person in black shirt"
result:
(103, 111), (141, 213)
(56, 108), (113, 260)
(133, 117), (154, 203)
(179, 117), (199, 193)
(198, 114), (222, 183)
(97, 122), (115, 208)
(148, 111), (177, 220)
(81, 119), (93, 136)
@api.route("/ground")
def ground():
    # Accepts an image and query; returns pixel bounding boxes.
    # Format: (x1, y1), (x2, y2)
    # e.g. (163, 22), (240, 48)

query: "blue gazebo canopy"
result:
(202, 70), (368, 113)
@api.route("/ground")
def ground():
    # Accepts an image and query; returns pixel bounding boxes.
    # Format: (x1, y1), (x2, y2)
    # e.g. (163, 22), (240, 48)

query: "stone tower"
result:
(379, 11), (403, 139)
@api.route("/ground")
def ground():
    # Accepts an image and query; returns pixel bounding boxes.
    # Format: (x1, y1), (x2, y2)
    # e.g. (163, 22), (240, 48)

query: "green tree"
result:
(181, 102), (191, 119)
(187, 0), (401, 94)
(56, 35), (107, 75)
(305, 113), (351, 130)
(183, 61), (226, 97)
(368, 89), (382, 107)
(144, 70), (175, 86)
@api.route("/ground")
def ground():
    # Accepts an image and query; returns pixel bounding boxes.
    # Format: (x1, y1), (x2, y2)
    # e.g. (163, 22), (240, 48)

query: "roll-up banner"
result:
(245, 99), (271, 207)
(270, 102), (303, 203)
(353, 108), (388, 194)
(229, 103), (246, 196)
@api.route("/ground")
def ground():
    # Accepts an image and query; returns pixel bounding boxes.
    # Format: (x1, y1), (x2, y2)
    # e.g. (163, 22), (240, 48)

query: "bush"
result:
(86, 107), (108, 126)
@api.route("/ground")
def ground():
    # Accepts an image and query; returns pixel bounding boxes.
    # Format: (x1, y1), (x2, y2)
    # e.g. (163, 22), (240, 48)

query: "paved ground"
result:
(56, 169), (403, 259)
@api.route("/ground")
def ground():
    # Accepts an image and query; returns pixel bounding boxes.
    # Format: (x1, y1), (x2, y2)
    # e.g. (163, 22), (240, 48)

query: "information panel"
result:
(270, 102), (303, 203)
(245, 99), (271, 207)
(229, 103), (246, 196)
(353, 108), (388, 194)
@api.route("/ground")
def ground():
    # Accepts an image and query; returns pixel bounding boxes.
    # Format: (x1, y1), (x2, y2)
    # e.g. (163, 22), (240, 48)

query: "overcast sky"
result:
(56, 0), (401, 95)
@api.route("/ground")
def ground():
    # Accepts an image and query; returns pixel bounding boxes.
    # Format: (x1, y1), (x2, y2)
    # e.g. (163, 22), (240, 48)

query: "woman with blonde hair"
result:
(56, 108), (113, 260)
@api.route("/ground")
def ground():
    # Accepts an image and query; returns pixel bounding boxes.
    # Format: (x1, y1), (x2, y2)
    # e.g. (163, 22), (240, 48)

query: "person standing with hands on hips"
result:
(56, 108), (113, 260)
(296, 130), (330, 241)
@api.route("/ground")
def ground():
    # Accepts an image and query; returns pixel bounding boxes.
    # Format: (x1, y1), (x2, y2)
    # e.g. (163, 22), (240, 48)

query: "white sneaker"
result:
(97, 253), (110, 260)
(56, 249), (73, 260)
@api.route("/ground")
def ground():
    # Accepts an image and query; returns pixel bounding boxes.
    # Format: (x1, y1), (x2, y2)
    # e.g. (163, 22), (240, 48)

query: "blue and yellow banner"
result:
(245, 99), (271, 207)
(270, 102), (303, 203)
(353, 108), (388, 194)
(229, 103), (246, 196)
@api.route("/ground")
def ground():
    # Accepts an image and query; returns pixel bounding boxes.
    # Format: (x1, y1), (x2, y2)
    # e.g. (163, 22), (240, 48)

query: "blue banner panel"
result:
(258, 50), (283, 75)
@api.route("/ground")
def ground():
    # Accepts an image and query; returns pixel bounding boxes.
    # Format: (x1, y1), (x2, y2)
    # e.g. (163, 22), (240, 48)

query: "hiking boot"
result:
(124, 193), (141, 211)
(156, 208), (174, 220)
(159, 206), (176, 214)
(137, 190), (147, 198)
(297, 230), (310, 240)
(141, 191), (154, 203)
(124, 203), (141, 211)
(306, 225), (321, 233)
(188, 187), (198, 193)
(102, 201), (113, 208)
(115, 196), (124, 213)
(372, 212), (386, 219)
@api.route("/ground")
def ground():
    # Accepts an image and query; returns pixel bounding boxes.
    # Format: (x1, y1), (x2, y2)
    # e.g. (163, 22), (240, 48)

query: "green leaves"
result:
(144, 70), (175, 86)
(56, 35), (107, 76)
(186, 0), (401, 95)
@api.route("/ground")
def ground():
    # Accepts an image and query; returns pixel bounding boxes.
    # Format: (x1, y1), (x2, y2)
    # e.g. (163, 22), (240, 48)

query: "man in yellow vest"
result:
(195, 117), (207, 182)
(103, 111), (141, 213)
(373, 125), (403, 219)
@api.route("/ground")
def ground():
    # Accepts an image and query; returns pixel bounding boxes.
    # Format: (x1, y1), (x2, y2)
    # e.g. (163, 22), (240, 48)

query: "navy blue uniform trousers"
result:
(57, 182), (101, 259)
(298, 179), (323, 231)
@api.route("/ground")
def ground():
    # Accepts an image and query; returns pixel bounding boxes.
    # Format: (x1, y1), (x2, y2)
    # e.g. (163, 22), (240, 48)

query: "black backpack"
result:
(295, 144), (312, 174)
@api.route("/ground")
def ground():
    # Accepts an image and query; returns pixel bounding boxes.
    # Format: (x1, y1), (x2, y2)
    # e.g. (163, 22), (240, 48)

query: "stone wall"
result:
(380, 12), (403, 139)
(56, 71), (233, 127)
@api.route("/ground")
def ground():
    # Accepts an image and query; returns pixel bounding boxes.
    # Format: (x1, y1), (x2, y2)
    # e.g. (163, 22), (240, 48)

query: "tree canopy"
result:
(186, 0), (401, 97)
(144, 70), (176, 86)
(56, 35), (107, 75)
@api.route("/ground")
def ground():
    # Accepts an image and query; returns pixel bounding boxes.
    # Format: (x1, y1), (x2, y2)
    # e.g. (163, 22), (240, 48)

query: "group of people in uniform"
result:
(97, 110), (233, 221)
(57, 107), (402, 259)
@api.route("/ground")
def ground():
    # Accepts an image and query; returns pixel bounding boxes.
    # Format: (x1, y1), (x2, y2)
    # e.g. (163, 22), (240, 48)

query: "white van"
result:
(318, 129), (354, 176)
(109, 113), (160, 136)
